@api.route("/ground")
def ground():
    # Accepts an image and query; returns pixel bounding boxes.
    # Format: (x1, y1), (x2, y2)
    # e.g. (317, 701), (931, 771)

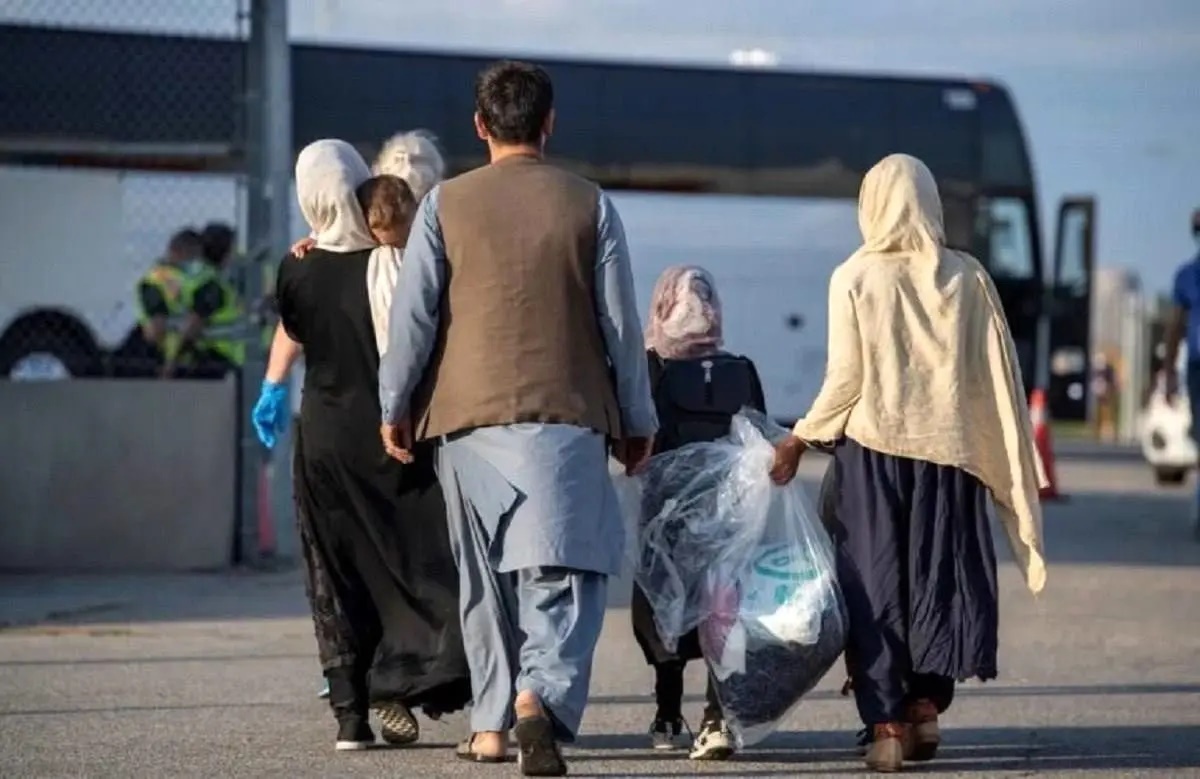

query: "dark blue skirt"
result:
(831, 437), (999, 723)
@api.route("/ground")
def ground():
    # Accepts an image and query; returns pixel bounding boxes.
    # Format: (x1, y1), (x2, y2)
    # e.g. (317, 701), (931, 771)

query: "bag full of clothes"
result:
(630, 410), (848, 746)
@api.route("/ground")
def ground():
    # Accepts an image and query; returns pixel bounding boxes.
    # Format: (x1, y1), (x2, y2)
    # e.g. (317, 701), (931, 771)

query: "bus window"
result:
(892, 82), (977, 185)
(1055, 205), (1091, 298)
(984, 197), (1036, 281)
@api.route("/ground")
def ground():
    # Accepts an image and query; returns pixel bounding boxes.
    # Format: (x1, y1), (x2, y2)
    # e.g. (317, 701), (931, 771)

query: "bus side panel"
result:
(611, 192), (860, 423)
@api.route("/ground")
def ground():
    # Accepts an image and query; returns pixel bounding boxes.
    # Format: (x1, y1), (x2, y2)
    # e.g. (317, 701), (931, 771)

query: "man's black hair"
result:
(1192, 208), (1200, 239)
(201, 222), (236, 266)
(168, 227), (204, 259)
(474, 60), (554, 146)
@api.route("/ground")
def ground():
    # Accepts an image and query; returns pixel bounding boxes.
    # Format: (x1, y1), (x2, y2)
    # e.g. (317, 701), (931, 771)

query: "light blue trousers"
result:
(439, 454), (608, 740)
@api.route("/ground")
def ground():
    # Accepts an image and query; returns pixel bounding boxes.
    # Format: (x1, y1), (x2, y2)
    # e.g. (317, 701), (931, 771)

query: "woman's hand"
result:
(769, 435), (807, 485)
(290, 237), (317, 258)
(252, 380), (290, 449)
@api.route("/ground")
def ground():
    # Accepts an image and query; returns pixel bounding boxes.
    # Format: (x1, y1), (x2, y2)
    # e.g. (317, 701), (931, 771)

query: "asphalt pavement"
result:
(2, 449), (1199, 778)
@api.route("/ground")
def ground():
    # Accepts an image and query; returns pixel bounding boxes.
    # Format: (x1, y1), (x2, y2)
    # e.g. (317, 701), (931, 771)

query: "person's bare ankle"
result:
(473, 730), (507, 756)
(514, 690), (543, 720)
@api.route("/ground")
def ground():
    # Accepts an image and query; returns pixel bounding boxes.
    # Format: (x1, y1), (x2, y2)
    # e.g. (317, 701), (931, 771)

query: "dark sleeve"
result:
(274, 255), (302, 342)
(817, 457), (839, 532)
(189, 280), (226, 319)
(646, 350), (665, 390)
(138, 281), (168, 318)
(1172, 264), (1192, 310)
(746, 358), (767, 414)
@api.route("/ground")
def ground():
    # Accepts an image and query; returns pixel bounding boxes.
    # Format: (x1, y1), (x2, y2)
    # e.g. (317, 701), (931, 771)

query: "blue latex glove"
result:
(252, 380), (289, 449)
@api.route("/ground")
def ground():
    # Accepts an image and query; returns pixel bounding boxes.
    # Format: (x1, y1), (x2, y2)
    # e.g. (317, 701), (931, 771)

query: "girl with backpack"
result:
(632, 265), (768, 760)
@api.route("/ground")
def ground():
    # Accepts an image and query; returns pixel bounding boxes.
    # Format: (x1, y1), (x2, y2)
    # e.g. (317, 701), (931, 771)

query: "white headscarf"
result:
(365, 130), (449, 357)
(854, 153), (945, 257)
(794, 153), (1048, 594)
(371, 129), (446, 202)
(294, 139), (375, 253)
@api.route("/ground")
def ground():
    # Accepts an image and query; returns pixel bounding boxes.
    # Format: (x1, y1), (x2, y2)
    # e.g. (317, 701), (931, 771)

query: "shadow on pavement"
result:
(572, 725), (1200, 773)
(1024, 490), (1200, 567)
(589, 681), (1200, 708)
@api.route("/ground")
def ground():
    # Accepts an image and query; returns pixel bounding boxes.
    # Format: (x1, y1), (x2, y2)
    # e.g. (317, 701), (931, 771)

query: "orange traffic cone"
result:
(1029, 388), (1063, 501)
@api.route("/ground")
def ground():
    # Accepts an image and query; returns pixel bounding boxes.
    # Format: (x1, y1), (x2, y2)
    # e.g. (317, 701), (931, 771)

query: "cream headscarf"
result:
(793, 153), (1048, 594)
(294, 139), (375, 253)
(644, 265), (724, 360)
(365, 130), (448, 357)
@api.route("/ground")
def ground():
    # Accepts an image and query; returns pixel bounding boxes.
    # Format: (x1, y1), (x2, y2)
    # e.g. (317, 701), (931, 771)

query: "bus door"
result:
(1047, 197), (1096, 421)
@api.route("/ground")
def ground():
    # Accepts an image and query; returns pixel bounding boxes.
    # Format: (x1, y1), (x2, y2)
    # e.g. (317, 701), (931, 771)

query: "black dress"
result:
(831, 437), (998, 726)
(276, 249), (471, 718)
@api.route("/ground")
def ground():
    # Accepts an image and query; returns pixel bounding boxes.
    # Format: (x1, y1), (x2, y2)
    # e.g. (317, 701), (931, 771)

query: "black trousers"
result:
(653, 659), (723, 723)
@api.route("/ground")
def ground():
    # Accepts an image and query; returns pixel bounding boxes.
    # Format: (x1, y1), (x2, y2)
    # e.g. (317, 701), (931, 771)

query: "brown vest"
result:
(412, 156), (622, 440)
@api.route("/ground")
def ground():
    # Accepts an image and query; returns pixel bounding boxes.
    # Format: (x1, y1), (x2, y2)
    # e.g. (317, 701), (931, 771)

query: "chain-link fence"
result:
(0, 1), (258, 380)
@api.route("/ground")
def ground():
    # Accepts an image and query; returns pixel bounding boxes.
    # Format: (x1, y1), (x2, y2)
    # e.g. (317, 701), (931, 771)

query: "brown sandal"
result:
(456, 734), (510, 764)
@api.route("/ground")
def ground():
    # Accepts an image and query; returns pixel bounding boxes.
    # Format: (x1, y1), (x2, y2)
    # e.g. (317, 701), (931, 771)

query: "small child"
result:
(355, 173), (417, 249)
(356, 175), (418, 357)
(292, 173), (418, 357)
(634, 265), (768, 761)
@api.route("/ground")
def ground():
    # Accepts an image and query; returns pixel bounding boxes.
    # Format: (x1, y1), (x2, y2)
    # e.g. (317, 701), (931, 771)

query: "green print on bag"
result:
(750, 543), (819, 585)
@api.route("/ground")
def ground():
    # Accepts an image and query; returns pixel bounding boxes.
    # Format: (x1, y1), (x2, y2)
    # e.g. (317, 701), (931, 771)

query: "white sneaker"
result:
(689, 718), (734, 761)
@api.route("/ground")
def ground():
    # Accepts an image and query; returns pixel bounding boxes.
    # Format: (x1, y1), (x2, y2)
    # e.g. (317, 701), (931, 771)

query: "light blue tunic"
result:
(379, 186), (658, 577)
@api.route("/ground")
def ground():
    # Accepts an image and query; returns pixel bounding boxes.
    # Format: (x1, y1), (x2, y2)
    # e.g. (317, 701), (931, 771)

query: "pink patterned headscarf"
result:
(644, 265), (724, 360)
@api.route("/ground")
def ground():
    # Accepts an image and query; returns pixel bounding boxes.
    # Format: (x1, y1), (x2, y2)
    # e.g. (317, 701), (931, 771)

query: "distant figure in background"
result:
(115, 228), (202, 377)
(201, 222), (237, 274)
(164, 222), (246, 380)
(1160, 207), (1200, 540)
(1091, 351), (1118, 441)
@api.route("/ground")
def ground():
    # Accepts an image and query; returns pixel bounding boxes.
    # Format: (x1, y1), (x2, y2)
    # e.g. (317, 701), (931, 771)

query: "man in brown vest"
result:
(378, 60), (657, 776)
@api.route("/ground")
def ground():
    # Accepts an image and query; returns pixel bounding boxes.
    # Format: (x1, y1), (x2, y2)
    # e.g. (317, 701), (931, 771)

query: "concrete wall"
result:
(0, 379), (238, 571)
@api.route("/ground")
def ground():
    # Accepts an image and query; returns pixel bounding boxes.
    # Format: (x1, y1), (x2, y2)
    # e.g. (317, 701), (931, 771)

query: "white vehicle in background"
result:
(1140, 349), (1195, 486)
(0, 165), (238, 380)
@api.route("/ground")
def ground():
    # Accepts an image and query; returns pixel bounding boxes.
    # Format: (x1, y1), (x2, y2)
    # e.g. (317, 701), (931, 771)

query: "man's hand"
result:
(380, 418), (414, 464)
(615, 436), (654, 476)
(291, 237), (317, 258)
(769, 435), (807, 485)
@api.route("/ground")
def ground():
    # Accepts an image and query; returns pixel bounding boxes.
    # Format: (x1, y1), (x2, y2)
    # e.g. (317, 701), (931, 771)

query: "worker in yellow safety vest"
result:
(121, 228), (199, 377)
(160, 221), (246, 379)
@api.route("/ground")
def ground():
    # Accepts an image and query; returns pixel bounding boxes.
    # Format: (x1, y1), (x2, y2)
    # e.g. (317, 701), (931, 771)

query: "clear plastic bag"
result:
(630, 410), (848, 746)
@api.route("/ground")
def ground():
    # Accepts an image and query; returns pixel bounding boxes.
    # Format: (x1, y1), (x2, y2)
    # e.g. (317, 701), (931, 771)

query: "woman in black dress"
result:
(264, 139), (470, 750)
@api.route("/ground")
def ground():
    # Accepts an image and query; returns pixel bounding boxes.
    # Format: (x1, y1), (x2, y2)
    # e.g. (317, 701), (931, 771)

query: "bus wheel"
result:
(0, 313), (104, 381)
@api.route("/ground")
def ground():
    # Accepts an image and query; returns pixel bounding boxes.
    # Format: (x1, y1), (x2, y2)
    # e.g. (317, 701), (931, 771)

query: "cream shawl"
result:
(793, 153), (1048, 594)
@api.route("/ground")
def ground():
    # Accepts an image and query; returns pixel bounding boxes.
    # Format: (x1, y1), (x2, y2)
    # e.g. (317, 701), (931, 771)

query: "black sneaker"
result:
(648, 717), (689, 750)
(335, 718), (375, 751)
(689, 718), (734, 761)
(855, 726), (871, 755)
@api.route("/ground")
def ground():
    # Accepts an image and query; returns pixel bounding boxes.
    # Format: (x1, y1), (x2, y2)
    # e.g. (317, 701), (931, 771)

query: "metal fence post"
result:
(240, 0), (292, 566)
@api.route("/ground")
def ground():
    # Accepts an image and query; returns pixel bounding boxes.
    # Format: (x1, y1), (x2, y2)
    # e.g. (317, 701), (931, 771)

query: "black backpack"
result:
(648, 351), (765, 455)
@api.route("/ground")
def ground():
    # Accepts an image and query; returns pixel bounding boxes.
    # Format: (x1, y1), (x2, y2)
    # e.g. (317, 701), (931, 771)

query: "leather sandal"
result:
(455, 733), (510, 764)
